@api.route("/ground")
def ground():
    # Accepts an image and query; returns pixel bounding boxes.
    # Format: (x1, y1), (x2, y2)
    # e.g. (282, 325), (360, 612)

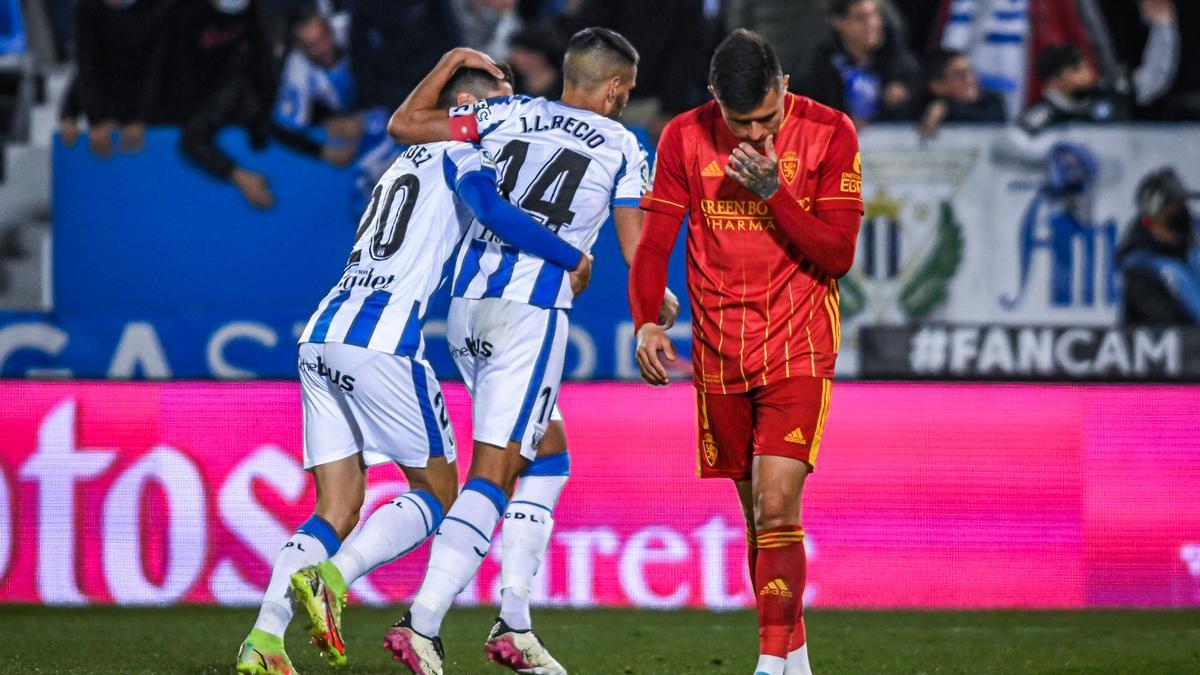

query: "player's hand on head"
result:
(232, 168), (276, 211)
(725, 134), (780, 200)
(569, 253), (593, 297)
(635, 323), (675, 387)
(446, 47), (505, 80)
(88, 119), (117, 159)
(658, 288), (680, 329)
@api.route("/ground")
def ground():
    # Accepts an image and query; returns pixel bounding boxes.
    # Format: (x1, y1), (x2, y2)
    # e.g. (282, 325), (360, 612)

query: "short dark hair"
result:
(831, 0), (873, 18)
(926, 48), (967, 83)
(437, 64), (514, 108)
(1035, 44), (1084, 82)
(287, 1), (325, 34)
(563, 27), (639, 89)
(709, 29), (783, 113)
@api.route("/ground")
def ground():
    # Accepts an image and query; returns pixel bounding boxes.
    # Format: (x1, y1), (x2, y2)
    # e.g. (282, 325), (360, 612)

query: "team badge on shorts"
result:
(701, 432), (718, 467)
(779, 151), (800, 185)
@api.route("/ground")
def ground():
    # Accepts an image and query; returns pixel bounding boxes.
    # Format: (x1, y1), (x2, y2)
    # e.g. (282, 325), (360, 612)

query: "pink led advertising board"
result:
(0, 382), (1197, 608)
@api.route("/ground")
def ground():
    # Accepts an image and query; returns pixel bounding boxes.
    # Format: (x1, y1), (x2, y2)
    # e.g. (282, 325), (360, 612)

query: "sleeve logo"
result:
(473, 99), (492, 123)
(779, 151), (800, 185)
(841, 152), (862, 194)
(479, 149), (498, 171)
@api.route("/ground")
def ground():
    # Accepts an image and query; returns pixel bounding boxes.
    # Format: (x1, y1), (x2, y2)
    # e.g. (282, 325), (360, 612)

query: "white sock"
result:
(498, 474), (567, 630)
(253, 516), (340, 637)
(784, 644), (812, 675)
(755, 654), (787, 675)
(410, 478), (508, 636)
(330, 490), (442, 584)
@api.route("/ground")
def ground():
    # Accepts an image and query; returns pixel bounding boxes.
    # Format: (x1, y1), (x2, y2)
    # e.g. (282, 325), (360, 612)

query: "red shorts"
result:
(695, 376), (833, 480)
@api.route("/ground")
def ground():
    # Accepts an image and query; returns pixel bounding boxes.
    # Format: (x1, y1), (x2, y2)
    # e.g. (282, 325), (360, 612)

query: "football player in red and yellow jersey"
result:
(629, 30), (863, 675)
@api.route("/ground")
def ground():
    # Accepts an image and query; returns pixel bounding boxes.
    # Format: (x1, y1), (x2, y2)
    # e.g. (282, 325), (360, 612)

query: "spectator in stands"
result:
(725, 0), (830, 83)
(1017, 8), (1178, 137)
(1019, 45), (1122, 133)
(507, 26), (564, 98)
(350, 0), (462, 111)
(800, 0), (920, 127)
(1118, 168), (1200, 325)
(67, 0), (173, 158)
(452, 0), (521, 61)
(273, 3), (363, 167)
(1093, 0), (1185, 120)
(570, 0), (708, 136)
(918, 49), (1006, 138)
(157, 0), (280, 209)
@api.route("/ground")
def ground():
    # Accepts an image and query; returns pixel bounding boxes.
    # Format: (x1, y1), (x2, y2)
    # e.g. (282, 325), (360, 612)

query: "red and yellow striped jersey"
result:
(641, 94), (862, 394)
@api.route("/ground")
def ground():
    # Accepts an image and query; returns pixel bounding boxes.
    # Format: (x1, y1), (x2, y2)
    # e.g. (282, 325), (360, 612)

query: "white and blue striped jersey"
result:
(448, 95), (649, 309)
(274, 14), (356, 129)
(299, 141), (493, 357)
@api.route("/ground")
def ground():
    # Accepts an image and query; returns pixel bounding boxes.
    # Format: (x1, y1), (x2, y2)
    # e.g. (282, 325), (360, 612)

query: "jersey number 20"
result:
(348, 173), (421, 266)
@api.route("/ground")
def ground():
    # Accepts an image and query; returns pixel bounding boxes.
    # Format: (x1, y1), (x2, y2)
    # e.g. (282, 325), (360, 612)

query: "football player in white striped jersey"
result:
(383, 32), (678, 675)
(236, 57), (593, 675)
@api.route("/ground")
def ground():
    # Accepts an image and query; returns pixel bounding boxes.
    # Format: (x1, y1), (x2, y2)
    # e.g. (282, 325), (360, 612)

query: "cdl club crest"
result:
(779, 151), (800, 185)
(838, 147), (973, 327)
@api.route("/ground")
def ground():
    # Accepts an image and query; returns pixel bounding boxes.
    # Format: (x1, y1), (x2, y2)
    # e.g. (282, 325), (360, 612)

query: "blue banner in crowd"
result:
(2, 128), (689, 380)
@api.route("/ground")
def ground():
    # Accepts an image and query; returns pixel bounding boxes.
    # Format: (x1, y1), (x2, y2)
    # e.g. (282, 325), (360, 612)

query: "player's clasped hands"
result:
(725, 134), (781, 201)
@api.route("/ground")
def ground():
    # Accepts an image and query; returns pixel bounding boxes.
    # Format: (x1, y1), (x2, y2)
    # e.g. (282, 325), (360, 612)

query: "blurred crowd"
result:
(53, 0), (1199, 209)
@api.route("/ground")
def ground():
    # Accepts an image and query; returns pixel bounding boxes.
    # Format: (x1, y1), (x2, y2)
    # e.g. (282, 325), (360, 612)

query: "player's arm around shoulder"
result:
(387, 48), (504, 144)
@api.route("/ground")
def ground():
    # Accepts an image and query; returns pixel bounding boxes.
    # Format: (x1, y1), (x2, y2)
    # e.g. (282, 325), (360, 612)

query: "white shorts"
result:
(447, 297), (567, 461)
(298, 342), (457, 470)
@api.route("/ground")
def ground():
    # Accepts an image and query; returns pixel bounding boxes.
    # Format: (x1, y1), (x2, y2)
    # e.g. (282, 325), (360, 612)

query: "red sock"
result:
(754, 526), (806, 658)
(789, 615), (807, 653)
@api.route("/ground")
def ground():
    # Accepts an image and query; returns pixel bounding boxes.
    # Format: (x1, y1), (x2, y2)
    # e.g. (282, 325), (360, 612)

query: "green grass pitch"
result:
(0, 606), (1197, 673)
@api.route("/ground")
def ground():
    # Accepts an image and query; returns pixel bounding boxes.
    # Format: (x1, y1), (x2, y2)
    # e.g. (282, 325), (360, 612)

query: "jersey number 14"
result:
(495, 140), (591, 231)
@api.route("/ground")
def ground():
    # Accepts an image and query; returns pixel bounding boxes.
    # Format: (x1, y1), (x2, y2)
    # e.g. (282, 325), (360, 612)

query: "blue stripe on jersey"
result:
(510, 309), (559, 443)
(453, 239), (487, 297)
(395, 300), (423, 356)
(529, 262), (565, 308)
(993, 10), (1026, 21)
(609, 153), (628, 204)
(482, 245), (520, 298)
(410, 359), (445, 458)
(343, 290), (391, 347)
(478, 121), (503, 138)
(983, 32), (1023, 44)
(979, 74), (1017, 93)
(307, 289), (352, 343)
(442, 152), (460, 191)
(611, 198), (640, 208)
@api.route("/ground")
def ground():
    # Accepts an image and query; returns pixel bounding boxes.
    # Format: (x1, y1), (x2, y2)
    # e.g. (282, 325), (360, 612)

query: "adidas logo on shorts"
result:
(759, 578), (794, 598)
(784, 428), (806, 445)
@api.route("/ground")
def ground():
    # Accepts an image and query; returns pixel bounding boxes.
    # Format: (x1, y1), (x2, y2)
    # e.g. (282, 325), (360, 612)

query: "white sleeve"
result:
(1133, 19), (1180, 106)
(443, 143), (498, 190)
(612, 133), (650, 208)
